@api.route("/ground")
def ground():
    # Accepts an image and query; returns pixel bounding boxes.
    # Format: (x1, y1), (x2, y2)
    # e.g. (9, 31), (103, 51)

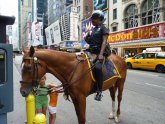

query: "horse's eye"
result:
(22, 66), (32, 73)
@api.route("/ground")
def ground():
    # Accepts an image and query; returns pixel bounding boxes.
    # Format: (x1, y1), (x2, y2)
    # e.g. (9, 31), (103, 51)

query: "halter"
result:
(20, 56), (40, 87)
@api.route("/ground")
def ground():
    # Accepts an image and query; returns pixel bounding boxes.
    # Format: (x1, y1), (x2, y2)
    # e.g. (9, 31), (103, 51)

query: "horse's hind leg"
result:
(109, 85), (117, 119)
(115, 79), (125, 123)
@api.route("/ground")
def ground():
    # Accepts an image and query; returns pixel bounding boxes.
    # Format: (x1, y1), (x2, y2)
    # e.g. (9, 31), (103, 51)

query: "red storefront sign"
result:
(107, 23), (165, 43)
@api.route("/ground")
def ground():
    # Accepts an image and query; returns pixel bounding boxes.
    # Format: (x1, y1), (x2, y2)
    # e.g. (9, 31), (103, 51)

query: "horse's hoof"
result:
(109, 112), (115, 119)
(114, 116), (121, 123)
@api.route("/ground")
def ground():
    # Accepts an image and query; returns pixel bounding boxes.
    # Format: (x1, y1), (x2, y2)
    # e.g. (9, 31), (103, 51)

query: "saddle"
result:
(85, 52), (120, 82)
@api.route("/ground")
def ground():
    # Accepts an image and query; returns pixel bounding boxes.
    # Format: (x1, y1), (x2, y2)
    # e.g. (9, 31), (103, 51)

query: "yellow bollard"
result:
(26, 94), (35, 124)
(33, 113), (46, 124)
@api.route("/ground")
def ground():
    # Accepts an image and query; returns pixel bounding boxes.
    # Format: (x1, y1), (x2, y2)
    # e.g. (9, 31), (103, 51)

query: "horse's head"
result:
(20, 46), (46, 97)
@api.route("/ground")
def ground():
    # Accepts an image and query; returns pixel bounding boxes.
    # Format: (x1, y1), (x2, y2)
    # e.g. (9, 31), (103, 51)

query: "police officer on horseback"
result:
(85, 10), (110, 101)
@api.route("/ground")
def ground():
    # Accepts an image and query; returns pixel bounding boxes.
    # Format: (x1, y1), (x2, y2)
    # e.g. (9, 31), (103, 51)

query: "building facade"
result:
(19, 0), (48, 47)
(32, 0), (48, 46)
(73, 0), (94, 41)
(48, 0), (67, 25)
(20, 0), (32, 47)
(108, 0), (165, 57)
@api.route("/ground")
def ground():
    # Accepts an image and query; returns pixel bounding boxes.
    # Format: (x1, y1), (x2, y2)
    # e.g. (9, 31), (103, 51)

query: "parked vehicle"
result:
(59, 41), (81, 52)
(125, 52), (165, 73)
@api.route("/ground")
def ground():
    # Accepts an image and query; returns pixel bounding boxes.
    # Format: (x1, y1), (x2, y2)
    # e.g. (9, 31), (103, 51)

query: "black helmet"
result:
(91, 10), (104, 21)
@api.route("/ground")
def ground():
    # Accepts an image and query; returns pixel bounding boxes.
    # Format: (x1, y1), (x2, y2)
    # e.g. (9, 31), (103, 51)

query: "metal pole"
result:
(26, 94), (35, 124)
(107, 0), (109, 29)
(18, 0), (21, 51)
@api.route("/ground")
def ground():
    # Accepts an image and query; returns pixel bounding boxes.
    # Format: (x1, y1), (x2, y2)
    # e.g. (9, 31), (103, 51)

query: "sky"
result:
(0, 0), (18, 17)
(0, 0), (18, 48)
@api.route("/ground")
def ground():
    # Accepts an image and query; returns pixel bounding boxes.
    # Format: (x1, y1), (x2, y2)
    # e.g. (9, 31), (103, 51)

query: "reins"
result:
(60, 61), (98, 91)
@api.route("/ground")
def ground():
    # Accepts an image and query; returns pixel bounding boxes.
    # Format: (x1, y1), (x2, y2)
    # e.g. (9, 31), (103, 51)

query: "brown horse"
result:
(20, 46), (127, 124)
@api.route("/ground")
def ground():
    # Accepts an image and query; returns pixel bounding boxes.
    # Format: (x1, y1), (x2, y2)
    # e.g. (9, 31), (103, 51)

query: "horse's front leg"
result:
(109, 86), (117, 119)
(72, 94), (86, 124)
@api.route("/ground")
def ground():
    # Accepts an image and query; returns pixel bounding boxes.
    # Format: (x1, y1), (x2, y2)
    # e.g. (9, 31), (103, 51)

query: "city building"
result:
(108, 0), (165, 57)
(47, 0), (77, 42)
(59, 8), (71, 41)
(48, 0), (67, 26)
(32, 0), (48, 46)
(36, 0), (47, 22)
(74, 0), (93, 40)
(19, 0), (33, 47)
(19, 0), (48, 47)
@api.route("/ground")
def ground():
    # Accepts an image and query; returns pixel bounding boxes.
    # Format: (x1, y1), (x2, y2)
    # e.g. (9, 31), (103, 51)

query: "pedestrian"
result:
(85, 10), (110, 101)
(48, 88), (58, 124)
(47, 83), (61, 124)
(35, 75), (48, 116)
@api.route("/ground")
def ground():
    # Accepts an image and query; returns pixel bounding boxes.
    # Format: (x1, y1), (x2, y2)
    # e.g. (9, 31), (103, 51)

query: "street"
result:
(8, 55), (165, 124)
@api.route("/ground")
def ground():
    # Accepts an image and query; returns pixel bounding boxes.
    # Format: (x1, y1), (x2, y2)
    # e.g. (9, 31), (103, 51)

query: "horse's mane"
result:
(35, 49), (76, 62)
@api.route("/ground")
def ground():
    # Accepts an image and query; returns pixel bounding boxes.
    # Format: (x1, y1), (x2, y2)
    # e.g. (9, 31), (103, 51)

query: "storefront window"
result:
(124, 4), (138, 29)
(141, 0), (160, 25)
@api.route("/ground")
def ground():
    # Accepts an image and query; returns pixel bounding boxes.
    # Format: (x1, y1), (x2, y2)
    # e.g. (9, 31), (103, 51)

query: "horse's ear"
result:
(22, 46), (26, 53)
(29, 46), (35, 57)
(22, 46), (28, 54)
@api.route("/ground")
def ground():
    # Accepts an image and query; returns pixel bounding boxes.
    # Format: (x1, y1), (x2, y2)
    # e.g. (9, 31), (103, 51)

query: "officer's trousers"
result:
(94, 61), (103, 92)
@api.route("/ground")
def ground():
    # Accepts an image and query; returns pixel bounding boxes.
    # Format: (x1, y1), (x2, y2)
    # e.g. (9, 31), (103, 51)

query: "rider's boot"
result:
(94, 91), (103, 101)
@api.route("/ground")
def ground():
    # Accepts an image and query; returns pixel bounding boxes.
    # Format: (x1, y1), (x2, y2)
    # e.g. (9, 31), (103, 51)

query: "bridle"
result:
(20, 56), (40, 88)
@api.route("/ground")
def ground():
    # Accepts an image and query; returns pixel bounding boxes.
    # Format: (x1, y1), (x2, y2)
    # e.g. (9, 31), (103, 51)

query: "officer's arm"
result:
(84, 32), (91, 44)
(99, 35), (108, 56)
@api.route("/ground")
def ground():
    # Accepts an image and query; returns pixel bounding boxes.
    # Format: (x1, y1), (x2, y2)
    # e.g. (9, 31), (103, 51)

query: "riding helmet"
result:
(91, 10), (104, 21)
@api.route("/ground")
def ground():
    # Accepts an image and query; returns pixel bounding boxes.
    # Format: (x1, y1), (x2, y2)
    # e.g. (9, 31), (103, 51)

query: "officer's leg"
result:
(94, 62), (103, 101)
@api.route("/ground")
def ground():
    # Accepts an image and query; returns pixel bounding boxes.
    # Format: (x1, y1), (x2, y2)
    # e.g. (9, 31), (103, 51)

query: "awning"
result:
(111, 42), (165, 48)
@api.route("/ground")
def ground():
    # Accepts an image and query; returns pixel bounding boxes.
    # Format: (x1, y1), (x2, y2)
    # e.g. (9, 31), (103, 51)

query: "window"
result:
(77, 6), (80, 13)
(76, 0), (78, 5)
(79, 15), (81, 21)
(113, 0), (117, 4)
(113, 8), (117, 20)
(85, 6), (88, 12)
(141, 0), (160, 25)
(112, 26), (117, 32)
(134, 54), (145, 59)
(156, 53), (165, 59)
(124, 4), (138, 29)
(146, 53), (155, 58)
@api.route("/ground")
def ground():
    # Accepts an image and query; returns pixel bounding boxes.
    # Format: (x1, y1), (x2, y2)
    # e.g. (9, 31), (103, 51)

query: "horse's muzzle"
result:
(20, 87), (32, 97)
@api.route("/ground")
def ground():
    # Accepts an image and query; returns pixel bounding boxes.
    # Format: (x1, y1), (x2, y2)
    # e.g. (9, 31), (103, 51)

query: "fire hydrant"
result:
(33, 113), (46, 124)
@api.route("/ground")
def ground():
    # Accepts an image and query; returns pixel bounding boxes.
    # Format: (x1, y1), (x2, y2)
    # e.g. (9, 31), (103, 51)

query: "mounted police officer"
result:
(85, 10), (110, 101)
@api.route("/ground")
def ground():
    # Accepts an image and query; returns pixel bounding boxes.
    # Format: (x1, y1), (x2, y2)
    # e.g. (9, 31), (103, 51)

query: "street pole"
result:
(42, 13), (45, 46)
(18, 0), (21, 51)
(108, 0), (109, 29)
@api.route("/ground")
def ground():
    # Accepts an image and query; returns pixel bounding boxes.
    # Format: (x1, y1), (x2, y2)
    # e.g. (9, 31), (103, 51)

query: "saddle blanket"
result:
(82, 53), (120, 82)
(76, 52), (121, 94)
(101, 60), (119, 82)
